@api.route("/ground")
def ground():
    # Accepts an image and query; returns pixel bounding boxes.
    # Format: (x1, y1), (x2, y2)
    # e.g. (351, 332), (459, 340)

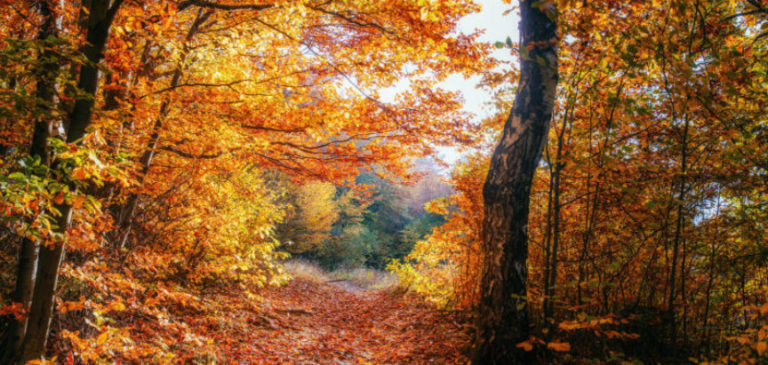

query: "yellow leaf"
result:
(96, 331), (109, 346)
(107, 301), (126, 312)
(547, 341), (571, 352)
(26, 356), (56, 364)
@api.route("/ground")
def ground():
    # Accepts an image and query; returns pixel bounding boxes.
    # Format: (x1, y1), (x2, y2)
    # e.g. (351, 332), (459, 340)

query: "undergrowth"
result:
(284, 259), (399, 290)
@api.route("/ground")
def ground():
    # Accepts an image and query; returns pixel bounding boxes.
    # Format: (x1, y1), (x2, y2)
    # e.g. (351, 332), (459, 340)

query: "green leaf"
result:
(536, 55), (549, 67)
(8, 172), (26, 181)
(519, 46), (531, 61)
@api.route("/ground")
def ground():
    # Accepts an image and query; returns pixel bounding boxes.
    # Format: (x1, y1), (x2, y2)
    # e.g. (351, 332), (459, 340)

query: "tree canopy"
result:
(1, 0), (767, 363)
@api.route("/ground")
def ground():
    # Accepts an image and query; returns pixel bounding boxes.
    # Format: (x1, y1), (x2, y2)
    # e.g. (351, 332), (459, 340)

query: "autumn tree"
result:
(389, 154), (487, 309)
(471, 0), (558, 363)
(0, 0), (125, 362)
(278, 180), (339, 254)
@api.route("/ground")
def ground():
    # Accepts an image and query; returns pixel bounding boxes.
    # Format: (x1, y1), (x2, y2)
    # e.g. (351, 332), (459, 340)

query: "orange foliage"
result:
(1, 0), (766, 363)
(390, 154), (486, 309)
(0, 0), (492, 362)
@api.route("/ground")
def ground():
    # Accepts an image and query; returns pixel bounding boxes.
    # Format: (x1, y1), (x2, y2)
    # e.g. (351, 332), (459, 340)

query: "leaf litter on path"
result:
(213, 278), (471, 364)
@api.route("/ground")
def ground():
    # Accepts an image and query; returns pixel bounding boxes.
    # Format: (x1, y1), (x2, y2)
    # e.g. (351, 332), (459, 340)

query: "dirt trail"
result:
(326, 279), (368, 293)
(221, 278), (471, 364)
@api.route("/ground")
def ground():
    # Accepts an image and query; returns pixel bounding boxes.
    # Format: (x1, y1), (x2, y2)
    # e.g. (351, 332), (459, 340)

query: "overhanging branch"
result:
(178, 0), (274, 12)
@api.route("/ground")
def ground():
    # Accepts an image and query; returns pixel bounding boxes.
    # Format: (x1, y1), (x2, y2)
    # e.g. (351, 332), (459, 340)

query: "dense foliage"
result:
(279, 170), (450, 269)
(394, 0), (768, 363)
(1, 0), (767, 363)
(0, 0), (484, 362)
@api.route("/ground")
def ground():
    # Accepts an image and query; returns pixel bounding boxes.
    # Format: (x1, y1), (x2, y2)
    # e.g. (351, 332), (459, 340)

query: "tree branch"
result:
(158, 146), (232, 159)
(178, 0), (274, 12)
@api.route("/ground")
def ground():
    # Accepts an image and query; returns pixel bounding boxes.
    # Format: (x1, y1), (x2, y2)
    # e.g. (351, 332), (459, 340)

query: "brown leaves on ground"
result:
(206, 278), (471, 364)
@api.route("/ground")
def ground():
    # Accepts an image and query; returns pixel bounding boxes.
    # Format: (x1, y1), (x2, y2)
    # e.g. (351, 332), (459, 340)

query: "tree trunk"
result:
(545, 125), (565, 319)
(18, 207), (71, 362)
(542, 149), (554, 315)
(0, 238), (38, 364)
(700, 197), (721, 357)
(66, 0), (123, 142)
(666, 114), (689, 339)
(471, 1), (558, 363)
(0, 1), (57, 361)
(577, 81), (621, 309)
(17, 1), (123, 362)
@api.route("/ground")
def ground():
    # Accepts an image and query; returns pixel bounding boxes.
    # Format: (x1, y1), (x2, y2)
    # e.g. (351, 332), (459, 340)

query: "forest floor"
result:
(197, 275), (472, 364)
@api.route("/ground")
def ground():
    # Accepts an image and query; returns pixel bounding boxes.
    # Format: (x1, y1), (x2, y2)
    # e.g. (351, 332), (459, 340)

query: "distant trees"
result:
(278, 171), (449, 270)
(389, 155), (486, 309)
(278, 181), (339, 255)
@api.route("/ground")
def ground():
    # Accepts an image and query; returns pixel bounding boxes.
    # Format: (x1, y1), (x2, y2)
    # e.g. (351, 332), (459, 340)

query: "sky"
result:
(374, 0), (519, 168)
(435, 0), (519, 164)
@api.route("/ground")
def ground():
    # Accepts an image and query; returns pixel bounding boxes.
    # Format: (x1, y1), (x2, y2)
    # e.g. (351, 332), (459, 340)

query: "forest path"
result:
(221, 278), (471, 364)
(327, 279), (368, 293)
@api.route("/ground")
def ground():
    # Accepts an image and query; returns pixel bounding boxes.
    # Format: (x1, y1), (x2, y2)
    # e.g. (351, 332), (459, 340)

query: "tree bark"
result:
(471, 1), (558, 363)
(700, 199), (720, 357)
(66, 0), (124, 142)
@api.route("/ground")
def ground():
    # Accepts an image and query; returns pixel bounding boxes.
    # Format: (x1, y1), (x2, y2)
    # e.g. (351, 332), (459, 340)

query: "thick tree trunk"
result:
(471, 1), (558, 363)
(66, 0), (123, 142)
(18, 207), (71, 362)
(0, 238), (38, 364)
(17, 1), (123, 362)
